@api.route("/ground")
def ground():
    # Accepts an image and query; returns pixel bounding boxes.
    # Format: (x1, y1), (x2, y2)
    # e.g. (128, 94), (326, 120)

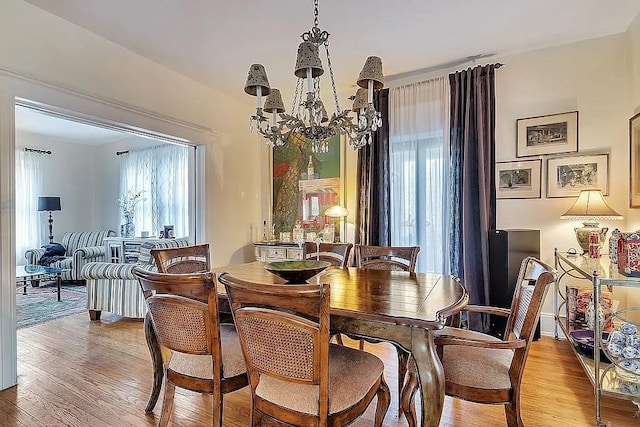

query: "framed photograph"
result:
(271, 133), (344, 237)
(546, 154), (609, 198)
(496, 159), (542, 199)
(630, 112), (640, 207)
(516, 111), (579, 157)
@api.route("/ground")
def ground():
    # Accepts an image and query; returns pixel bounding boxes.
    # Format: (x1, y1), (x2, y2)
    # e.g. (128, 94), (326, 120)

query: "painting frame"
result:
(516, 111), (579, 158)
(495, 159), (542, 199)
(630, 112), (640, 207)
(546, 153), (609, 198)
(270, 133), (345, 238)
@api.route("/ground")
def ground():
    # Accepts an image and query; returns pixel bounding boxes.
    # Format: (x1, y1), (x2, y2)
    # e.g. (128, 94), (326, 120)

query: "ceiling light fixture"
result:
(244, 0), (384, 153)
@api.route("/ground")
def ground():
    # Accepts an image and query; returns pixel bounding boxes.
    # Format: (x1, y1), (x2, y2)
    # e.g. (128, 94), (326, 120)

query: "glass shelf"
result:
(554, 250), (640, 425)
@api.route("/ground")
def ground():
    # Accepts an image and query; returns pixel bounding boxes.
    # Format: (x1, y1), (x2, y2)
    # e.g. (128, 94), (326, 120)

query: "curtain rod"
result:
(24, 147), (51, 155)
(116, 150), (129, 156)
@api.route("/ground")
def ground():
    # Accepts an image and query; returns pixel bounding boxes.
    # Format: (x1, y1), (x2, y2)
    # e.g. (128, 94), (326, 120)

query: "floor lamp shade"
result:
(38, 196), (61, 244)
(38, 197), (61, 212)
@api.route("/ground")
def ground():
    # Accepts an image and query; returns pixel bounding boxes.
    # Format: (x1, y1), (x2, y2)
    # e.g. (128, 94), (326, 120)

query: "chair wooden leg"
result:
(144, 312), (163, 413)
(335, 333), (344, 346)
(505, 401), (523, 427)
(89, 310), (101, 321)
(396, 346), (410, 412)
(159, 381), (175, 427)
(374, 375), (391, 427)
(212, 394), (223, 426)
(359, 339), (365, 350)
(401, 361), (418, 427)
(251, 407), (262, 427)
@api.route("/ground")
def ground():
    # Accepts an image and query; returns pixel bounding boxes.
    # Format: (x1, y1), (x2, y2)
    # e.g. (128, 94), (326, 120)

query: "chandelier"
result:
(244, 0), (384, 153)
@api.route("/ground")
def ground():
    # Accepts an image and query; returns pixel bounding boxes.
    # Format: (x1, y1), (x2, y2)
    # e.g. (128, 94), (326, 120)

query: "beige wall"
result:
(629, 12), (640, 113)
(0, 0), (261, 267)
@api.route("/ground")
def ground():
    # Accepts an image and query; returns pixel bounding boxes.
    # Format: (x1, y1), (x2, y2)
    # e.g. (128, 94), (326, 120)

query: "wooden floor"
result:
(0, 313), (638, 426)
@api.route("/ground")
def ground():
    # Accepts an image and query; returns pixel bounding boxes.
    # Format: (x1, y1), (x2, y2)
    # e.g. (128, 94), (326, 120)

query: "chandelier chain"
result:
(323, 42), (341, 113)
(313, 0), (319, 28)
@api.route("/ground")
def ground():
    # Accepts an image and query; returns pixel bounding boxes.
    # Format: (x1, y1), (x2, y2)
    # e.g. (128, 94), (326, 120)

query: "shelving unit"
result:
(553, 249), (640, 426)
(104, 237), (169, 264)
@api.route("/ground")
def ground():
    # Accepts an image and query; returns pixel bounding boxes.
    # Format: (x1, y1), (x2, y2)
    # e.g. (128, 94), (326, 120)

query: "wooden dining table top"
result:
(214, 261), (468, 330)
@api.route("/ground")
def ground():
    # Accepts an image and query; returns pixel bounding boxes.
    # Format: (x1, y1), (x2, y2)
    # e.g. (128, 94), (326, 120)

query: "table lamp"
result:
(560, 189), (622, 254)
(38, 196), (61, 244)
(325, 205), (348, 243)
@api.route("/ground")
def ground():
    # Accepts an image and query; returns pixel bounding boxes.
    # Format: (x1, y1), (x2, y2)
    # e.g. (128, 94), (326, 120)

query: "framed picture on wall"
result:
(495, 159), (542, 199)
(271, 133), (344, 237)
(630, 112), (640, 207)
(546, 154), (609, 198)
(516, 111), (579, 157)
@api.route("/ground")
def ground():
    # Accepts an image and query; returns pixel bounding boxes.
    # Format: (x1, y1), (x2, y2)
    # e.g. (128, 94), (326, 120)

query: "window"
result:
(15, 150), (43, 263)
(389, 78), (450, 273)
(119, 144), (192, 238)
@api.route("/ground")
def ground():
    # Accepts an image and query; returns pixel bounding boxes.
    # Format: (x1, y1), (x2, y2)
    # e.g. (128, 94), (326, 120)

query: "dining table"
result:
(143, 261), (468, 427)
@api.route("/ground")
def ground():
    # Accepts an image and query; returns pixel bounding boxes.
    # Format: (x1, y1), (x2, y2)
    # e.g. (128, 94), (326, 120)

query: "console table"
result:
(253, 241), (304, 261)
(553, 250), (640, 426)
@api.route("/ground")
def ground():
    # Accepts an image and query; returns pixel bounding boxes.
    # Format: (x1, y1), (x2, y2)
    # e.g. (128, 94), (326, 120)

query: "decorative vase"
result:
(574, 222), (608, 254)
(122, 215), (135, 237)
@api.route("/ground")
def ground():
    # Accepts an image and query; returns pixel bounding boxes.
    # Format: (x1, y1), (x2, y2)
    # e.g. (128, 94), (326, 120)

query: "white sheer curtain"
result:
(120, 144), (190, 238)
(15, 150), (43, 264)
(389, 77), (450, 273)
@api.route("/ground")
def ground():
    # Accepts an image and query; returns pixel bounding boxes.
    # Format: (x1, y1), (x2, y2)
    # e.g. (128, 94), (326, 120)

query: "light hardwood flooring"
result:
(0, 312), (638, 426)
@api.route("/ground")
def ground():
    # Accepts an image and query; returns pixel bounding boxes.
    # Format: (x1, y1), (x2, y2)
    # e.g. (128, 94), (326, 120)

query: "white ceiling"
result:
(15, 106), (130, 145)
(22, 0), (640, 109)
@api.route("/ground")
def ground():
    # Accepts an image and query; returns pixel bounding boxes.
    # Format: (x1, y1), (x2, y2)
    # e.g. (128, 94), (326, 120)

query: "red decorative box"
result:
(617, 232), (640, 277)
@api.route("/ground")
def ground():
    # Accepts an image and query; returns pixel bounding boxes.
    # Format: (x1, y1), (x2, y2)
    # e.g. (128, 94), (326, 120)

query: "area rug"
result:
(16, 282), (87, 329)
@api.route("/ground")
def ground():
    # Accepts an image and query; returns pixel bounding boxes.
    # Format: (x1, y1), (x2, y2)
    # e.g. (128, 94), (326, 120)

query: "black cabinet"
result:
(489, 229), (540, 339)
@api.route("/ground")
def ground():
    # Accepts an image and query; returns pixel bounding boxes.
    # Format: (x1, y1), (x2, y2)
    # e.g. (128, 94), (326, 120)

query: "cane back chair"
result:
(218, 272), (390, 426)
(352, 244), (420, 412)
(133, 268), (248, 426)
(402, 257), (557, 427)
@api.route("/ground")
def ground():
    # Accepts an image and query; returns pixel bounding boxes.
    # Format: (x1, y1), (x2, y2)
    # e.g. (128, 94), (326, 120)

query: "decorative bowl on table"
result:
(264, 260), (331, 283)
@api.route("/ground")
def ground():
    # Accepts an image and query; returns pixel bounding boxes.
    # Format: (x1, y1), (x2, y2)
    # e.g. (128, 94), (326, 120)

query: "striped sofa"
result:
(81, 238), (189, 320)
(24, 230), (116, 282)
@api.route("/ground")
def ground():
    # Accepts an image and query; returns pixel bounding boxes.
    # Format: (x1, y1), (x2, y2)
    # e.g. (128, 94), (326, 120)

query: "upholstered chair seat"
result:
(255, 343), (385, 415)
(436, 328), (514, 392)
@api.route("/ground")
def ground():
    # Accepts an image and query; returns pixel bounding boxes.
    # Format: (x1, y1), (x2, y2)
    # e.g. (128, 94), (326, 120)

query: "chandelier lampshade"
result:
(245, 0), (384, 152)
(294, 41), (324, 78)
(244, 64), (271, 96)
(357, 56), (385, 90)
(352, 88), (368, 113)
(263, 89), (285, 113)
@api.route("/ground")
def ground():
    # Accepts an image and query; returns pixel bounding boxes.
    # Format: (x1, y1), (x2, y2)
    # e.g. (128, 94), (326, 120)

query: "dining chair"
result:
(352, 244), (420, 412)
(151, 243), (210, 273)
(133, 267), (248, 427)
(401, 257), (557, 427)
(304, 242), (353, 268)
(218, 272), (391, 426)
(354, 244), (420, 271)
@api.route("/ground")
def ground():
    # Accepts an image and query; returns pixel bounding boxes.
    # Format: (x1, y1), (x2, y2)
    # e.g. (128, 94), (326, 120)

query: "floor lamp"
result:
(38, 196), (61, 244)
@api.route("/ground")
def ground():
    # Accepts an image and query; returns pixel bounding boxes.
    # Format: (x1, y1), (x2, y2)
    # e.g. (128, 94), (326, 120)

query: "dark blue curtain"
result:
(355, 88), (390, 246)
(449, 65), (497, 332)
